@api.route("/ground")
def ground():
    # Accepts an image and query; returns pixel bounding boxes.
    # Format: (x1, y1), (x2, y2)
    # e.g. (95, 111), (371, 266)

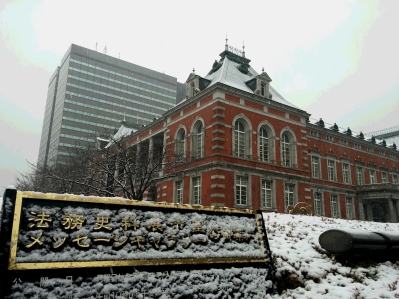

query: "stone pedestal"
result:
(358, 201), (365, 221)
(366, 203), (373, 221)
(388, 199), (398, 223)
(396, 200), (399, 223)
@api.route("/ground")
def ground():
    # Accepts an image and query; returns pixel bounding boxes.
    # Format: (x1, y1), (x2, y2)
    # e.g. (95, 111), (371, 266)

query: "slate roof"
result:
(203, 54), (299, 109)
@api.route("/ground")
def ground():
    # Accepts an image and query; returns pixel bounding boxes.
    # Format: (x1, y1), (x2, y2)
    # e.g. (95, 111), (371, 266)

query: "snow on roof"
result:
(264, 212), (399, 298)
(106, 123), (137, 148)
(386, 135), (399, 145)
(204, 56), (300, 109)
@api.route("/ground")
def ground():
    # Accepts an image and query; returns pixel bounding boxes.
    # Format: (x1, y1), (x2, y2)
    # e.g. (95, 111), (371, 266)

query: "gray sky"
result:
(1, 0), (399, 195)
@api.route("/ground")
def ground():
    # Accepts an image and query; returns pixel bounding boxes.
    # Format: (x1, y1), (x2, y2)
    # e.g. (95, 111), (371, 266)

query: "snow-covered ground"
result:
(264, 212), (399, 299)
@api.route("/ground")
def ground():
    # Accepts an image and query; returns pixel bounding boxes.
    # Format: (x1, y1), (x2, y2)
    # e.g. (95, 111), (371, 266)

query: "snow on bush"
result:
(263, 212), (399, 299)
(8, 267), (272, 299)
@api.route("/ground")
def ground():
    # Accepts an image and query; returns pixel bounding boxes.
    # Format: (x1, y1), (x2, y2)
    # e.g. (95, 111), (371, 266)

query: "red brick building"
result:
(114, 45), (399, 222)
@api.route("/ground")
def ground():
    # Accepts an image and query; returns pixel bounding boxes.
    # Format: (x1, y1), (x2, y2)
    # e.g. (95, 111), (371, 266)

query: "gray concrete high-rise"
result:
(38, 44), (185, 166)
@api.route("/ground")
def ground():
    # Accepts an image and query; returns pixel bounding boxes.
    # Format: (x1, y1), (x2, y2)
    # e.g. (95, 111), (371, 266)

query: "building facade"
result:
(38, 44), (185, 166)
(110, 45), (399, 222)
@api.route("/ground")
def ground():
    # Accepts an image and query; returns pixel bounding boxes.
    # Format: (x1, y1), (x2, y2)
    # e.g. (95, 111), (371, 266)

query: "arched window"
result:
(281, 132), (291, 167)
(234, 120), (246, 158)
(175, 128), (186, 163)
(259, 127), (269, 162)
(191, 121), (204, 159)
(280, 130), (297, 167)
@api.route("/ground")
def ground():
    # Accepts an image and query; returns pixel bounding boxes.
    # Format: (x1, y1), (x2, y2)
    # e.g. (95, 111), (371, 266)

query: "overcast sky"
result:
(1, 0), (399, 195)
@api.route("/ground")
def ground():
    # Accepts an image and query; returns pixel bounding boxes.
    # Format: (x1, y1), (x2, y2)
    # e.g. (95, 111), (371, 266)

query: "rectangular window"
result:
(380, 150), (385, 156)
(382, 172), (388, 183)
(342, 163), (350, 184)
(261, 180), (273, 208)
(312, 156), (320, 178)
(326, 135), (333, 141)
(330, 195), (338, 218)
(284, 184), (295, 208)
(235, 176), (248, 206)
(175, 181), (183, 204)
(390, 153), (395, 159)
(192, 177), (201, 205)
(356, 167), (363, 185)
(346, 197), (353, 219)
(393, 174), (398, 184)
(367, 147), (372, 152)
(354, 143), (361, 149)
(341, 139), (348, 145)
(314, 192), (322, 216)
(369, 169), (376, 184)
(327, 160), (335, 181)
(310, 130), (318, 137)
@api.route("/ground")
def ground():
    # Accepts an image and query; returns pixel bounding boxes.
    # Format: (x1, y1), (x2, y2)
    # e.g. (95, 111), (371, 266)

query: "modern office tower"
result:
(38, 44), (185, 166)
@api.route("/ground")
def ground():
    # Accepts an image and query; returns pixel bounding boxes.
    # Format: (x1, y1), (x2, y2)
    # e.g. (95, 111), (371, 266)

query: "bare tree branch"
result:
(15, 133), (173, 200)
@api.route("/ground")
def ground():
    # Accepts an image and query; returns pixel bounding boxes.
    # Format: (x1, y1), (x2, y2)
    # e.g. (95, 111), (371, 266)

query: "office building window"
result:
(261, 180), (273, 208)
(331, 195), (339, 218)
(314, 192), (322, 216)
(175, 181), (183, 204)
(356, 167), (363, 185)
(327, 160), (335, 181)
(312, 156), (320, 178)
(342, 163), (350, 184)
(369, 169), (376, 184)
(235, 176), (248, 206)
(284, 184), (295, 208)
(192, 177), (201, 205)
(346, 197), (353, 219)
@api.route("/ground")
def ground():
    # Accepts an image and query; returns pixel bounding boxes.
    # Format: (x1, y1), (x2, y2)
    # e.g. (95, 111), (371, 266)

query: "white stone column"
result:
(136, 143), (142, 166)
(148, 138), (154, 170)
(114, 159), (119, 179)
(366, 203), (373, 221)
(388, 198), (398, 223)
(358, 200), (365, 221)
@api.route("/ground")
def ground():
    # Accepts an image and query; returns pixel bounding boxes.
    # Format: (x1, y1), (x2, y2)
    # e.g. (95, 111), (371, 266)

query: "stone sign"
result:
(1, 189), (276, 298)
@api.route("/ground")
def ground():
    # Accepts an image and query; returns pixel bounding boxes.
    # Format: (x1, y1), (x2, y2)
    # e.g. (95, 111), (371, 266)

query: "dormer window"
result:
(191, 83), (196, 97)
(185, 72), (211, 99)
(245, 70), (272, 98)
(261, 82), (266, 97)
(186, 77), (199, 99)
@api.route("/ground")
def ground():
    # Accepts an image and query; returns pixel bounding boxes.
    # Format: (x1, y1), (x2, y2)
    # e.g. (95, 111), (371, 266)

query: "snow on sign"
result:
(0, 189), (276, 298)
